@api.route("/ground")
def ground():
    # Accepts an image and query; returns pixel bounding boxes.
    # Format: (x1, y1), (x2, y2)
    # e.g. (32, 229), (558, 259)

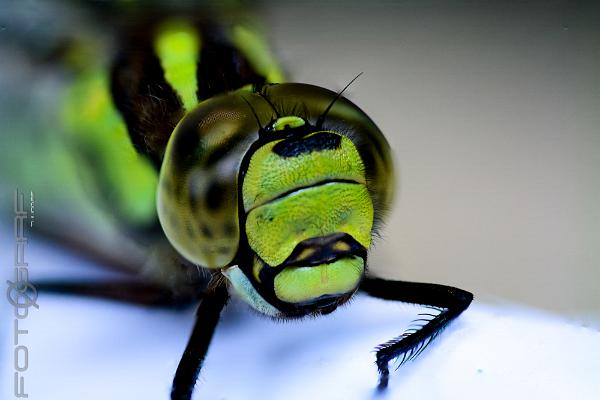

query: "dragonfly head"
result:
(157, 83), (393, 319)
(226, 115), (374, 318)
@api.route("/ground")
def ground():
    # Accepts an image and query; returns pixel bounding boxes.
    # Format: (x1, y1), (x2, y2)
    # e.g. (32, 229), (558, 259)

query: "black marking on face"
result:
(272, 132), (341, 158)
(205, 181), (225, 210)
(281, 232), (367, 267)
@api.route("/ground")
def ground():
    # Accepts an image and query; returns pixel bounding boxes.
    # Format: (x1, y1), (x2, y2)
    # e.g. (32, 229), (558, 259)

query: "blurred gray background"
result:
(0, 0), (598, 325)
(262, 1), (599, 324)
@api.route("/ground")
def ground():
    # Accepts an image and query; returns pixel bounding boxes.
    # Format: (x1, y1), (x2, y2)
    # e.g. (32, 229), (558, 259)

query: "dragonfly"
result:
(0, 2), (472, 399)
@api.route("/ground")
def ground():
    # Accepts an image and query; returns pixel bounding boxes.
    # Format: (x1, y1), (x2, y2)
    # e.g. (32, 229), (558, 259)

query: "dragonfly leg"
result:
(35, 280), (201, 308)
(171, 282), (229, 400)
(360, 277), (473, 390)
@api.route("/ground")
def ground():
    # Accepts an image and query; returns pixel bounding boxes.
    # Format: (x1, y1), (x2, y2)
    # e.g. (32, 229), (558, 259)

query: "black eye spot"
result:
(224, 222), (236, 237)
(205, 143), (235, 166)
(205, 182), (225, 210)
(217, 246), (230, 255)
(272, 132), (341, 157)
(200, 224), (213, 238)
(173, 120), (202, 168)
(188, 189), (197, 210)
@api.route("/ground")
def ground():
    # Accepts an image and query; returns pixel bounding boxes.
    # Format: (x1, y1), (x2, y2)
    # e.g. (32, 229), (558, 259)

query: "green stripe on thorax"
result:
(153, 21), (283, 112)
(229, 24), (285, 83)
(62, 68), (158, 225)
(154, 20), (201, 111)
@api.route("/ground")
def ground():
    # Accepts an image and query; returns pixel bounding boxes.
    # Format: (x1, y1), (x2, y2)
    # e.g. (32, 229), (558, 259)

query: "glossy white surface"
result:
(1, 239), (599, 400)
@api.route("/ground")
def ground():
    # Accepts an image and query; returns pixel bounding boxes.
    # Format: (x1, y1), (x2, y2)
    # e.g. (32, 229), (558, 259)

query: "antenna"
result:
(240, 95), (266, 136)
(257, 91), (281, 119)
(316, 72), (363, 129)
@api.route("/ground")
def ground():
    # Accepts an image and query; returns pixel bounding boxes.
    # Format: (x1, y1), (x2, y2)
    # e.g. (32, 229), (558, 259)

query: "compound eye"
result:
(271, 116), (305, 131)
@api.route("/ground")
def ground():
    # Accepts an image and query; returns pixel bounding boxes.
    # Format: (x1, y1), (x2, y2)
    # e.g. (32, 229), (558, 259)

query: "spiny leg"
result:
(35, 280), (201, 309)
(171, 281), (229, 400)
(360, 277), (473, 390)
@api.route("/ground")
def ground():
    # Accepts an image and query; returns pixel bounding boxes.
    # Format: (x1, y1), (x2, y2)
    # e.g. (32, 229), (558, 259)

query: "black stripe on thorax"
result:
(110, 19), (268, 168)
(111, 31), (184, 168)
(196, 23), (266, 101)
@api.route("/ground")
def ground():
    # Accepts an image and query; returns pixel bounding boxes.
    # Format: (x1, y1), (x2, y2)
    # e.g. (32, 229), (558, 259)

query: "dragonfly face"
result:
(238, 116), (374, 317)
(157, 83), (394, 318)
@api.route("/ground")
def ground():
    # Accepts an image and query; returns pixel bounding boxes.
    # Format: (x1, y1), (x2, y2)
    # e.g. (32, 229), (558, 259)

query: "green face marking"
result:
(243, 131), (374, 266)
(246, 182), (373, 266)
(272, 116), (305, 131)
(242, 132), (366, 211)
(241, 128), (374, 307)
(222, 265), (282, 317)
(274, 256), (364, 303)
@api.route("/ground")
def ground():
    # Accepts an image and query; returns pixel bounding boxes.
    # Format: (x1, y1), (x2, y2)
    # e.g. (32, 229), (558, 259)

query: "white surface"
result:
(1, 244), (599, 400)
